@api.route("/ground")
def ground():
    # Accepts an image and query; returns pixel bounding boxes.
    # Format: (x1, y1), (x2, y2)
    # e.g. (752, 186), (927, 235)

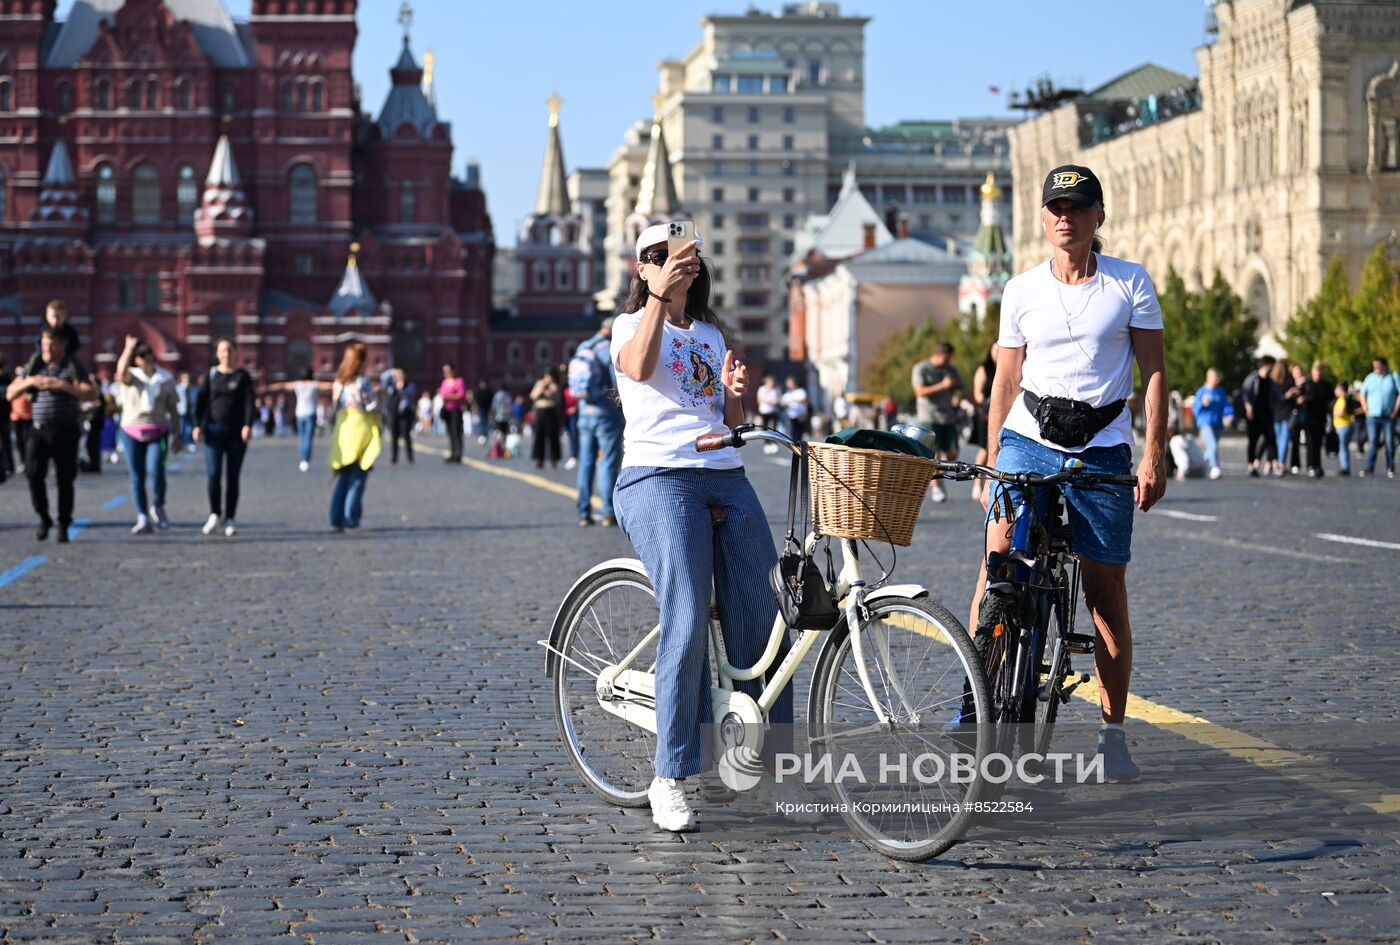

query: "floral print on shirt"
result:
(668, 337), (723, 408)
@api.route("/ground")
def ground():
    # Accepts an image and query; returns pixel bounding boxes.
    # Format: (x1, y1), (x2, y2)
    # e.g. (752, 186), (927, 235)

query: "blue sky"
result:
(59, 0), (1210, 244)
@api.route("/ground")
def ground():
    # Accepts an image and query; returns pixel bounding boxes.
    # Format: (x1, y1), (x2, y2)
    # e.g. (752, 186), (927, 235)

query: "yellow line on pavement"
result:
(417, 444), (601, 509)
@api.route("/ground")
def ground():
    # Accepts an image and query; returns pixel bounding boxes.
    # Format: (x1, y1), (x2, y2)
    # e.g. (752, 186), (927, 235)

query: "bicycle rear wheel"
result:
(809, 596), (992, 861)
(551, 568), (659, 807)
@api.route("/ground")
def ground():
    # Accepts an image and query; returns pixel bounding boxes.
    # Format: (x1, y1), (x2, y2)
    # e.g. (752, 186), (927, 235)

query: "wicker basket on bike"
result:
(807, 429), (939, 547)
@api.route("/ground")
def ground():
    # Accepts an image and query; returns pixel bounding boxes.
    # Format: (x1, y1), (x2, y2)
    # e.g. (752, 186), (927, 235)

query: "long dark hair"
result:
(623, 253), (733, 347)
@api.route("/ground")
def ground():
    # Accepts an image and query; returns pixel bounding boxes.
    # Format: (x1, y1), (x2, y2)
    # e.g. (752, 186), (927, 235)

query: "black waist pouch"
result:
(1024, 391), (1126, 449)
(769, 447), (839, 631)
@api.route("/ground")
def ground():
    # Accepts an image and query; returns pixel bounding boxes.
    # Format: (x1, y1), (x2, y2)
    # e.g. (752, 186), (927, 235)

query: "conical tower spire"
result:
(194, 136), (252, 245)
(959, 172), (1011, 318)
(534, 93), (570, 217)
(32, 140), (88, 233)
(328, 243), (377, 319)
(634, 93), (680, 218)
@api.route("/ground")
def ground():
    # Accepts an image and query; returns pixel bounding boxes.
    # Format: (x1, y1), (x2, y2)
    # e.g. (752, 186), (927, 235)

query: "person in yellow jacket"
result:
(327, 342), (382, 531)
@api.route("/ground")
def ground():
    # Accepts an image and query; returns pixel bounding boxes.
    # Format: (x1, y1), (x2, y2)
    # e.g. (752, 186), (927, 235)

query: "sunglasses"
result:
(640, 249), (668, 265)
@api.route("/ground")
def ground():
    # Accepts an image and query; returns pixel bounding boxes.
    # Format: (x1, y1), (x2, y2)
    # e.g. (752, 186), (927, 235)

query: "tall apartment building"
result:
(599, 2), (1014, 361)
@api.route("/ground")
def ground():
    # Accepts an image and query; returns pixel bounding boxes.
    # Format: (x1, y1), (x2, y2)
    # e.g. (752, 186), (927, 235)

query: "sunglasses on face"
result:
(640, 249), (668, 265)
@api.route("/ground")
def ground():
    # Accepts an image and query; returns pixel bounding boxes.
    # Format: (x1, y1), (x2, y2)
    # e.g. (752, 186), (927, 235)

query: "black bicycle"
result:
(937, 460), (1139, 761)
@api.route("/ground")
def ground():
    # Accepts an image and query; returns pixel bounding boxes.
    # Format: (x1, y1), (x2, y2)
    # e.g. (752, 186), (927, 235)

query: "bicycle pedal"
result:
(1064, 632), (1096, 654)
(1058, 673), (1091, 703)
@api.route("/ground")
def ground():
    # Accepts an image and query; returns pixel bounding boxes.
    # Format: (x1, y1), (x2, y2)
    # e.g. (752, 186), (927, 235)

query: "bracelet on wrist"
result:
(647, 289), (672, 303)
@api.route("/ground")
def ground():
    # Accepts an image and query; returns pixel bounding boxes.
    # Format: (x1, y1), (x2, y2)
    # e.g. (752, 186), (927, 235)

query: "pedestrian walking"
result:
(529, 366), (563, 468)
(388, 368), (417, 464)
(112, 335), (180, 533)
(972, 164), (1167, 782)
(10, 364), (33, 473)
(490, 385), (512, 437)
(570, 319), (623, 526)
(6, 327), (96, 542)
(1191, 367), (1228, 479)
(756, 375), (781, 432)
(439, 364), (466, 462)
(416, 390), (433, 436)
(265, 368), (330, 471)
(912, 340), (966, 502)
(194, 337), (255, 537)
(80, 368), (108, 474)
(1333, 381), (1360, 475)
(327, 342), (382, 531)
(1359, 356), (1400, 478)
(562, 383), (580, 470)
(474, 380), (492, 444)
(969, 343), (999, 501)
(611, 222), (803, 831)
(175, 371), (195, 449)
(1294, 361), (1332, 477)
(1268, 358), (1292, 475)
(780, 376), (810, 444)
(1241, 356), (1276, 477)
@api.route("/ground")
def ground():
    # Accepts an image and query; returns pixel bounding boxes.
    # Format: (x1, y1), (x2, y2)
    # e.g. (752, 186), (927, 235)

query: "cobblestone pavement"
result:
(1, 432), (1397, 943)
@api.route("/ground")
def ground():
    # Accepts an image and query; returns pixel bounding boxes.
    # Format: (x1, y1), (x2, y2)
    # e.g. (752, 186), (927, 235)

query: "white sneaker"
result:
(131, 514), (153, 535)
(564, 456), (578, 470)
(299, 460), (310, 472)
(648, 777), (696, 832)
(202, 513), (221, 535)
(929, 483), (947, 503)
(223, 520), (237, 537)
(753, 776), (824, 824)
(1209, 466), (1222, 480)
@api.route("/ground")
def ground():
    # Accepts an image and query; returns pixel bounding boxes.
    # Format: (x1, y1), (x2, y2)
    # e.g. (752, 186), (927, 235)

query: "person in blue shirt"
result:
(574, 318), (624, 527)
(1359, 356), (1400, 478)
(1191, 368), (1231, 479)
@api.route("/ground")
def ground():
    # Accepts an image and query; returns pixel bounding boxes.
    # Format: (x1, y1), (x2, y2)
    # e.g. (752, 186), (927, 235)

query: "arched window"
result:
(311, 81), (323, 112)
(144, 272), (160, 311)
(0, 79), (11, 112)
(95, 78), (110, 110)
(507, 342), (523, 364)
(132, 164), (160, 224)
(281, 81), (293, 111)
(175, 78), (190, 110)
(56, 81), (72, 113)
(286, 338), (313, 379)
(535, 341), (552, 364)
(95, 163), (116, 224)
(399, 179), (416, 224)
(127, 79), (141, 109)
(556, 261), (571, 290)
(177, 164), (198, 224)
(295, 81), (307, 111)
(223, 84), (235, 114)
(145, 76), (157, 110)
(288, 163), (317, 223)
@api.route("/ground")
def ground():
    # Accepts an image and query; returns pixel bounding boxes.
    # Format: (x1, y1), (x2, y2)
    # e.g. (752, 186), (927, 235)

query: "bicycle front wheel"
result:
(551, 567), (659, 807)
(809, 596), (992, 861)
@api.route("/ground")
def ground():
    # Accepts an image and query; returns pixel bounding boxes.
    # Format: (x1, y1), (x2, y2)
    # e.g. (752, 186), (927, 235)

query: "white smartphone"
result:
(666, 219), (695, 258)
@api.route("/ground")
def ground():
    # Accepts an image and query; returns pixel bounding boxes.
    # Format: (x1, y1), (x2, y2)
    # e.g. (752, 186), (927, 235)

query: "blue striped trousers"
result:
(614, 465), (794, 779)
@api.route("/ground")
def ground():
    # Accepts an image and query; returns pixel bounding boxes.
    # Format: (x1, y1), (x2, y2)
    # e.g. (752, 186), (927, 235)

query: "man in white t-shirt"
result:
(971, 164), (1167, 783)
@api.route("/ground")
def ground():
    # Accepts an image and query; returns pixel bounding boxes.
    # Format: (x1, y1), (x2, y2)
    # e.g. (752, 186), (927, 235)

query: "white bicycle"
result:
(541, 425), (993, 860)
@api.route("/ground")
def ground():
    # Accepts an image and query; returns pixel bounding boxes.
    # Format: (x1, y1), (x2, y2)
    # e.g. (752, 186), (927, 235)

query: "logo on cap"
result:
(1050, 171), (1087, 190)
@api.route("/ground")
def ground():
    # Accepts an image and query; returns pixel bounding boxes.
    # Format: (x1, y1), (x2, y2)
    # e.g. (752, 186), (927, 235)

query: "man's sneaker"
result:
(1249, 467), (1260, 478)
(223, 520), (237, 537)
(299, 460), (310, 472)
(150, 506), (170, 530)
(131, 514), (153, 535)
(55, 523), (69, 544)
(579, 515), (594, 527)
(564, 456), (578, 470)
(1097, 728), (1141, 783)
(929, 482), (947, 503)
(1209, 466), (1222, 480)
(648, 777), (696, 832)
(1390, 469), (1396, 480)
(202, 513), (221, 535)
(753, 775), (823, 824)
(1361, 469), (1371, 478)
(599, 515), (618, 528)
(36, 519), (51, 541)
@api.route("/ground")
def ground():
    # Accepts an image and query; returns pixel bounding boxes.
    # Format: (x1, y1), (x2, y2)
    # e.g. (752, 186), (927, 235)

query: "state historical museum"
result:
(0, 0), (494, 384)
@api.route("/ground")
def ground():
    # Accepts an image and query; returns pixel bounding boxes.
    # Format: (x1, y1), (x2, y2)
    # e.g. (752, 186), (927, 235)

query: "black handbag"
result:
(769, 447), (840, 631)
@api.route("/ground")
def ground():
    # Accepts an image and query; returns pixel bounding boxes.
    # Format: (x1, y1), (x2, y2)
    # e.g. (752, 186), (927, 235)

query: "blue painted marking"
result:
(0, 556), (47, 588)
(67, 517), (92, 539)
(103, 495), (126, 509)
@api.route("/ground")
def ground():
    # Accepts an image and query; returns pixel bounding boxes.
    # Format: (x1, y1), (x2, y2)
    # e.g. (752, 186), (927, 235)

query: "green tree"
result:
(1156, 267), (1259, 392)
(1284, 244), (1400, 383)
(861, 304), (1000, 409)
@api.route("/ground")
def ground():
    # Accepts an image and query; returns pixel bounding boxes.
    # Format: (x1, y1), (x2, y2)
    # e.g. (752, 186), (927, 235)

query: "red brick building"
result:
(0, 0), (493, 387)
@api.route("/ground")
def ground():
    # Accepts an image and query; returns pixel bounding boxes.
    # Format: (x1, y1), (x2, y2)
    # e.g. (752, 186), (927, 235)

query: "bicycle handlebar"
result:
(933, 460), (1139, 488)
(695, 424), (801, 455)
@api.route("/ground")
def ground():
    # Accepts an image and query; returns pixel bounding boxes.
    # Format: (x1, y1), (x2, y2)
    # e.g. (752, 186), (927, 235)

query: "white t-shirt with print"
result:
(997, 253), (1163, 452)
(612, 310), (741, 469)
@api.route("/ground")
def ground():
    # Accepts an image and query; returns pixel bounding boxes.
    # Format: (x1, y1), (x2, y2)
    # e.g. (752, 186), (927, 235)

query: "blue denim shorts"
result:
(986, 428), (1136, 565)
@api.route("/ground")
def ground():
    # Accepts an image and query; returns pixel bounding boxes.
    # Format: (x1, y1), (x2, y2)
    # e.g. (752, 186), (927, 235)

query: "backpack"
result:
(567, 339), (612, 405)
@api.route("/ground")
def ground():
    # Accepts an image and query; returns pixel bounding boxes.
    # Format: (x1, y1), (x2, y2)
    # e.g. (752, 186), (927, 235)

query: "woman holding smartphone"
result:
(611, 222), (808, 832)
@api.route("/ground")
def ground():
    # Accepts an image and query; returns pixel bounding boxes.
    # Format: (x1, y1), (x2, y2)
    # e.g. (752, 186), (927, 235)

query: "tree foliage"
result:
(1158, 266), (1259, 392)
(862, 303), (1001, 409)
(1284, 243), (1400, 383)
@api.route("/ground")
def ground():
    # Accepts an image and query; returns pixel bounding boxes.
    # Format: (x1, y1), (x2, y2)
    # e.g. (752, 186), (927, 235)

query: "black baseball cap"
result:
(1041, 165), (1103, 208)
